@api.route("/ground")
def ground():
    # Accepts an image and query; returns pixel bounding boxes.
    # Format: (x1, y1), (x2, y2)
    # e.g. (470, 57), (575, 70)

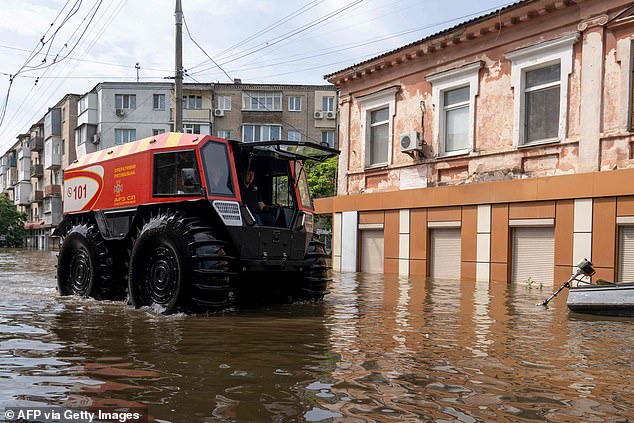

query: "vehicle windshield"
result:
(201, 141), (234, 197)
(294, 161), (313, 210)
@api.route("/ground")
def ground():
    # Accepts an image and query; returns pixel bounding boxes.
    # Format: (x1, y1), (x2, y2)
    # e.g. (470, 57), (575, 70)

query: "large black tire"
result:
(57, 222), (121, 300)
(297, 237), (330, 301)
(127, 212), (232, 314)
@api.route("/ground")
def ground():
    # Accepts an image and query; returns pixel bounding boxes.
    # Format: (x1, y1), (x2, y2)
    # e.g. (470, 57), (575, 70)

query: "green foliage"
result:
(306, 156), (337, 199)
(0, 194), (26, 247)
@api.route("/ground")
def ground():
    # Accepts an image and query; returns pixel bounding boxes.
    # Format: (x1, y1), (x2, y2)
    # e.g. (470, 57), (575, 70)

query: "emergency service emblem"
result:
(63, 165), (104, 213)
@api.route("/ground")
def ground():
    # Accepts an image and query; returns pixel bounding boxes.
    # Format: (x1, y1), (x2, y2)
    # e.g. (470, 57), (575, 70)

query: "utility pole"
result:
(174, 0), (183, 132)
(135, 63), (140, 82)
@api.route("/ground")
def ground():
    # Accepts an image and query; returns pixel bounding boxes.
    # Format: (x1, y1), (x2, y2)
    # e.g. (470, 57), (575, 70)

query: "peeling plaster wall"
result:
(332, 0), (634, 195)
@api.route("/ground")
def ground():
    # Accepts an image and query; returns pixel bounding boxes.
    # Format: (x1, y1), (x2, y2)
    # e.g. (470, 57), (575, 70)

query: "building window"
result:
(61, 107), (66, 123)
(115, 94), (136, 110)
(357, 87), (397, 168)
(242, 124), (282, 142)
(523, 64), (561, 143)
(369, 108), (389, 165)
(443, 86), (470, 152)
(322, 96), (334, 112)
(153, 94), (166, 110)
(78, 97), (87, 114)
(183, 95), (202, 109)
(217, 130), (230, 139)
(288, 130), (302, 142)
(506, 34), (577, 146)
(242, 91), (282, 111)
(321, 130), (335, 147)
(114, 129), (136, 145)
(427, 62), (481, 156)
(153, 129), (166, 136)
(288, 96), (302, 112)
(183, 124), (201, 134)
(217, 95), (231, 111)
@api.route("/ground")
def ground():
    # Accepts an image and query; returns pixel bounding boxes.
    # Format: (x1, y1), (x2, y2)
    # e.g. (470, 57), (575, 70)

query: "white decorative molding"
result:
(355, 86), (399, 168)
(427, 61), (482, 157)
(427, 220), (462, 228)
(506, 33), (579, 147)
(508, 218), (555, 227)
(577, 14), (609, 31)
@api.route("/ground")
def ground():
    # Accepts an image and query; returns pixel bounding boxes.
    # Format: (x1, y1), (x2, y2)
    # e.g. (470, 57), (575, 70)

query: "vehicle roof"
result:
(68, 132), (215, 170)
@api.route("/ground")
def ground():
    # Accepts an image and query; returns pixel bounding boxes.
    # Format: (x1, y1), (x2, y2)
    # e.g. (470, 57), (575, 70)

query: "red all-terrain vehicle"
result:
(55, 132), (338, 314)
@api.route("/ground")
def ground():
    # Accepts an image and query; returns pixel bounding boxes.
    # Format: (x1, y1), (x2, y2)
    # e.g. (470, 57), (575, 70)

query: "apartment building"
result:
(169, 83), (213, 135)
(318, 0), (634, 285)
(75, 82), (172, 157)
(25, 120), (45, 249)
(212, 81), (337, 147)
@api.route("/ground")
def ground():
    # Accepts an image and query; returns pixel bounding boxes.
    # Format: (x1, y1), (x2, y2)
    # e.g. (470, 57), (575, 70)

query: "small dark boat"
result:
(567, 281), (634, 317)
(540, 259), (634, 317)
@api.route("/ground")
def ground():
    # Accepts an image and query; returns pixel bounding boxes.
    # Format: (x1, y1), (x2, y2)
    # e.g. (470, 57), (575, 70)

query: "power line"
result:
(183, 13), (322, 145)
(186, 0), (326, 71)
(0, 0), (127, 148)
(0, 44), (171, 72)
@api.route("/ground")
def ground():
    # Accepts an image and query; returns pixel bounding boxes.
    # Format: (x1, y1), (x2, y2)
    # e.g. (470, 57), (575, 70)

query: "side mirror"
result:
(181, 168), (199, 186)
(576, 258), (596, 276)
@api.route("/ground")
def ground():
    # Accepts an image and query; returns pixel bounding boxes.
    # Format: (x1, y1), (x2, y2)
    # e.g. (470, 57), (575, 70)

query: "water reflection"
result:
(1, 250), (633, 421)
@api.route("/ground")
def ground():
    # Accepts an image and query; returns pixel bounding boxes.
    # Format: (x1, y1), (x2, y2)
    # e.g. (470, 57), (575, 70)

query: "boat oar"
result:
(538, 259), (596, 307)
(538, 270), (581, 307)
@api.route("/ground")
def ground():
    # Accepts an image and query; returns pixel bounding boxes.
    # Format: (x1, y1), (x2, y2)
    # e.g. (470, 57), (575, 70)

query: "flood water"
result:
(1, 249), (633, 422)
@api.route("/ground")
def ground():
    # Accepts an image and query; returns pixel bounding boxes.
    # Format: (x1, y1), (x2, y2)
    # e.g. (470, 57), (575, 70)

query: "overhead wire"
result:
(183, 13), (322, 145)
(0, 0), (127, 149)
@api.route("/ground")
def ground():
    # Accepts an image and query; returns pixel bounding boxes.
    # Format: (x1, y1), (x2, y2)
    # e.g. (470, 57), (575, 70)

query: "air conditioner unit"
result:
(400, 131), (423, 153)
(313, 111), (323, 119)
(115, 108), (125, 117)
(214, 109), (225, 117)
(325, 111), (336, 119)
(91, 133), (101, 144)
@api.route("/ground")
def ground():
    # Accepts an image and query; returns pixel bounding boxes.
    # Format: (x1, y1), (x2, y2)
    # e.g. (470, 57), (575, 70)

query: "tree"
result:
(306, 157), (337, 234)
(306, 156), (337, 199)
(0, 194), (26, 247)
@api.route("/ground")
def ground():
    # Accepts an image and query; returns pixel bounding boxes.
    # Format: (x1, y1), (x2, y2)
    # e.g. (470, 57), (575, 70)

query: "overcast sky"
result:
(0, 0), (514, 152)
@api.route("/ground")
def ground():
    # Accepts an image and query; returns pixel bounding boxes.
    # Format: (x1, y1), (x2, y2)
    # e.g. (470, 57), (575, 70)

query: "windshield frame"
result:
(235, 140), (339, 162)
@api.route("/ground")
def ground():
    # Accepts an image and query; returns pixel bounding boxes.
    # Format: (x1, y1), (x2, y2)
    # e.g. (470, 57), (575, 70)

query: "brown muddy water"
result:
(0, 249), (633, 422)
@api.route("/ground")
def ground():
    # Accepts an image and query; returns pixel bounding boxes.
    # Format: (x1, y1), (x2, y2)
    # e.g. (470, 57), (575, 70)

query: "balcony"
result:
(170, 108), (212, 121)
(6, 157), (17, 168)
(4, 168), (17, 190)
(30, 137), (44, 152)
(44, 184), (62, 197)
(31, 190), (43, 203)
(18, 159), (31, 182)
(31, 164), (43, 178)
(14, 181), (32, 206)
(44, 138), (61, 170)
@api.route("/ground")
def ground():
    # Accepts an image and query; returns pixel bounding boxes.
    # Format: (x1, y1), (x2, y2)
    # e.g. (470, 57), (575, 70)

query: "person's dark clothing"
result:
(241, 183), (275, 226)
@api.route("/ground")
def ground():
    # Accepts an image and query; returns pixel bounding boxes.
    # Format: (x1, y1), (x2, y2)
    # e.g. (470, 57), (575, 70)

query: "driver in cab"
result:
(241, 169), (277, 226)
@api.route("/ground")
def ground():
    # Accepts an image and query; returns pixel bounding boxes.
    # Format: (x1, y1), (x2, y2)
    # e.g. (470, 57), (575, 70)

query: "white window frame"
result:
(217, 130), (230, 139)
(357, 87), (397, 169)
(114, 128), (136, 145)
(322, 95), (335, 112)
(321, 130), (335, 147)
(115, 94), (136, 110)
(217, 95), (231, 111)
(506, 33), (578, 147)
(152, 128), (165, 136)
(288, 130), (302, 142)
(153, 94), (165, 110)
(427, 62), (481, 157)
(183, 123), (201, 134)
(288, 96), (302, 112)
(183, 95), (202, 110)
(242, 124), (282, 142)
(242, 91), (282, 111)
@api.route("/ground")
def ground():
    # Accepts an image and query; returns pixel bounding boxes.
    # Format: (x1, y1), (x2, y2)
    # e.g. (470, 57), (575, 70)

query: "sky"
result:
(0, 0), (516, 153)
